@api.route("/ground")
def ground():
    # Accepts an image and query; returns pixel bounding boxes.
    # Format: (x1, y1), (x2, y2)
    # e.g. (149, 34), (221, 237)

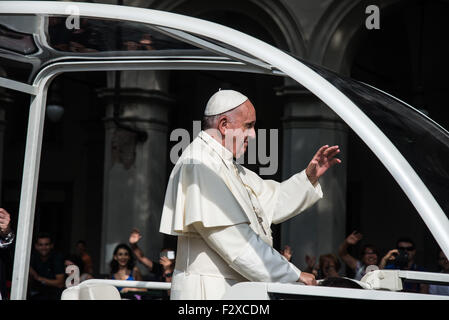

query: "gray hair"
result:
(201, 115), (219, 130)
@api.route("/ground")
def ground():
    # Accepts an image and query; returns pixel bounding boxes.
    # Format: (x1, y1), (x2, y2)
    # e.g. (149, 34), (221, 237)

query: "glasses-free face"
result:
(362, 249), (378, 265)
(223, 100), (256, 159)
(35, 237), (53, 257)
(114, 248), (130, 267)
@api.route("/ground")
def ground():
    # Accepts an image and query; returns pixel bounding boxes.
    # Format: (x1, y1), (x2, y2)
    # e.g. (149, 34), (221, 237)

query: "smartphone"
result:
(161, 250), (175, 260)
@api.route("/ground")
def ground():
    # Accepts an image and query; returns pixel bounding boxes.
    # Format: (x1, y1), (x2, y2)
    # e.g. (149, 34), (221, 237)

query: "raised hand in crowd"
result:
(379, 249), (399, 269)
(345, 231), (363, 245)
(338, 230), (363, 271)
(129, 228), (142, 246)
(128, 228), (154, 271)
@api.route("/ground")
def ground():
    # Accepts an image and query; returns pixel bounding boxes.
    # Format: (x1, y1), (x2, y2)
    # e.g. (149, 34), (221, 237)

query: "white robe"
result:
(159, 131), (323, 299)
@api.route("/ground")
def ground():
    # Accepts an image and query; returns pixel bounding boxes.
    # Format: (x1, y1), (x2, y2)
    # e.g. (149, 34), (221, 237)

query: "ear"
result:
(217, 115), (228, 136)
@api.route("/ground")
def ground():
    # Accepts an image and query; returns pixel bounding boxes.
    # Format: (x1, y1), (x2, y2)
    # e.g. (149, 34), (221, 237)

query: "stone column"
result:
(98, 70), (173, 274)
(277, 84), (348, 271)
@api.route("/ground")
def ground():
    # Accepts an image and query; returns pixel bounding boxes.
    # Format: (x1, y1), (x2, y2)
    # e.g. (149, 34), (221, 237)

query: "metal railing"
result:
(79, 279), (171, 290)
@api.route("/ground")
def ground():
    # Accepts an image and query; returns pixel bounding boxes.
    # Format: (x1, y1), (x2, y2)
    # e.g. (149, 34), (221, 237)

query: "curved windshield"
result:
(306, 62), (449, 216)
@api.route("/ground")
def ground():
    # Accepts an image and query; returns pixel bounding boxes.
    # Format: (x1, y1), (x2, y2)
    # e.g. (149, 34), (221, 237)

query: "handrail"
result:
(398, 270), (449, 285)
(80, 279), (171, 290)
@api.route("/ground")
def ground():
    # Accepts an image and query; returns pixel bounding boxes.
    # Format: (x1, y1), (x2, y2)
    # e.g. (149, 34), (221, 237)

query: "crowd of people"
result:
(1, 205), (448, 299)
(282, 230), (448, 294)
(0, 208), (175, 300)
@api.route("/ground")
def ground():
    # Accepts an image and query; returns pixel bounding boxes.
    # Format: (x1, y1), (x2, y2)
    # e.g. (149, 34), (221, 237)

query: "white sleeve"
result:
(272, 170), (323, 224)
(192, 222), (301, 283)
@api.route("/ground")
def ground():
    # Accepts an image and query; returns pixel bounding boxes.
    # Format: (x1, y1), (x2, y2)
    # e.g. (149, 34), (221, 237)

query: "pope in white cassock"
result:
(159, 89), (341, 300)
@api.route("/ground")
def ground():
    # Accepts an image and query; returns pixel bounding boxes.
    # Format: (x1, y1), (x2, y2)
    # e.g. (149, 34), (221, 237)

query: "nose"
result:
(247, 127), (256, 140)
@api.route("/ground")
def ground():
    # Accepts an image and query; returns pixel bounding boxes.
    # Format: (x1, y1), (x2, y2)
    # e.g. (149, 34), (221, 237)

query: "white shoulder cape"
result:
(159, 136), (250, 235)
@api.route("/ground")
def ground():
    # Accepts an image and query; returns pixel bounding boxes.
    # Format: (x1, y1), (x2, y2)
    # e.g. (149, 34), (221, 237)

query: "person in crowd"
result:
(280, 245), (293, 262)
(64, 254), (93, 285)
(75, 240), (93, 275)
(29, 232), (65, 300)
(380, 237), (428, 293)
(304, 254), (318, 277)
(128, 228), (175, 283)
(429, 249), (449, 296)
(0, 208), (15, 300)
(303, 253), (342, 280)
(317, 253), (341, 279)
(338, 230), (379, 280)
(158, 249), (175, 283)
(109, 243), (146, 295)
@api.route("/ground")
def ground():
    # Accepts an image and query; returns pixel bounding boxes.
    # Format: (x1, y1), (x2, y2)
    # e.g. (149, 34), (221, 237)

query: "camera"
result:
(160, 250), (175, 260)
(394, 249), (409, 269)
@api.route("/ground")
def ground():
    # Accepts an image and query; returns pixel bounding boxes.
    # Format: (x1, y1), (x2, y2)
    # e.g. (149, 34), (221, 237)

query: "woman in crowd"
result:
(109, 243), (146, 295)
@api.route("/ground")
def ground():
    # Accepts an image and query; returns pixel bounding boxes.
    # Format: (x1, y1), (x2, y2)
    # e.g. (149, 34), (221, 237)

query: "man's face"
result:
(35, 237), (53, 258)
(397, 241), (415, 261)
(224, 100), (256, 158)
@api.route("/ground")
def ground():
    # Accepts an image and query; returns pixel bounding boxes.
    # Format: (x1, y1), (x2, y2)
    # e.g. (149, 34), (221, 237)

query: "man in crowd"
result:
(29, 232), (65, 299)
(380, 237), (428, 293)
(159, 89), (341, 299)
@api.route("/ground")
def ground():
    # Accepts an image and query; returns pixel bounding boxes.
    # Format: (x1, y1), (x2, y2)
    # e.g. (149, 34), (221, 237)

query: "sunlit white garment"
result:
(160, 131), (323, 299)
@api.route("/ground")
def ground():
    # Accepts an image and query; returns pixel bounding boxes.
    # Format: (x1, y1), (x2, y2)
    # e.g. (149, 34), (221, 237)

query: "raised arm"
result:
(129, 229), (154, 271)
(271, 145), (340, 224)
(379, 249), (399, 269)
(338, 231), (362, 271)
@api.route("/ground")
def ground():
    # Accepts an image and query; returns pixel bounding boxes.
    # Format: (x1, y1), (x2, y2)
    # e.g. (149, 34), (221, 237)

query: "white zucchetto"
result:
(204, 89), (248, 116)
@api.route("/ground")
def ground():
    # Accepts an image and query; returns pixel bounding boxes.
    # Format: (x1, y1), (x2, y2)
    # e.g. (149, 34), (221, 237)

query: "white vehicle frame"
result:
(0, 1), (448, 300)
